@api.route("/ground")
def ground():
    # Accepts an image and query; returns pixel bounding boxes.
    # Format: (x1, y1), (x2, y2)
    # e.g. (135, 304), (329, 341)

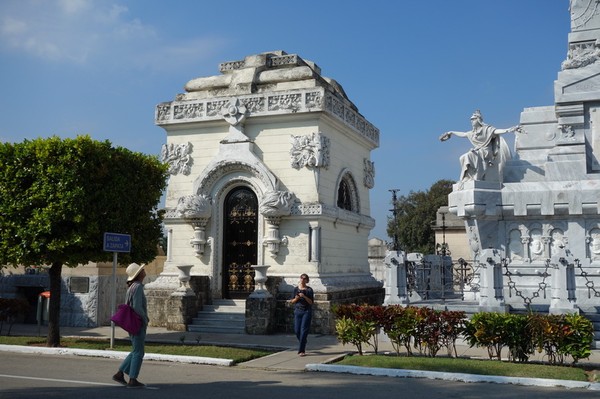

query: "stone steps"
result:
(187, 299), (246, 334)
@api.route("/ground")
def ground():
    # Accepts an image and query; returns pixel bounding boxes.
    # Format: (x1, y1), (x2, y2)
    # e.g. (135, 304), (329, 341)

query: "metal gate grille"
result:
(222, 187), (257, 299)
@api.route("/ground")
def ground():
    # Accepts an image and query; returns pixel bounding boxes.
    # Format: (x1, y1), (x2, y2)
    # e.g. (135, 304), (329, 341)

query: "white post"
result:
(110, 252), (117, 348)
(549, 249), (578, 314)
(478, 248), (506, 312)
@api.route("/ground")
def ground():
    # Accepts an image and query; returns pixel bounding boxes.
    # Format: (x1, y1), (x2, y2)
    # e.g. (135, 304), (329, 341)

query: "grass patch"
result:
(0, 336), (272, 364)
(336, 354), (599, 382)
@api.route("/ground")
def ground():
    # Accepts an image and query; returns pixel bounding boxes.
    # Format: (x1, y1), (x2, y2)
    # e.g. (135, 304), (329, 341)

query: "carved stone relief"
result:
(259, 190), (296, 218)
(508, 229), (524, 261)
(290, 132), (330, 170)
(529, 227), (545, 261)
(549, 228), (567, 257)
(586, 226), (600, 261)
(562, 40), (600, 70)
(363, 158), (375, 189)
(161, 142), (193, 175)
(175, 194), (212, 219)
(221, 98), (247, 126)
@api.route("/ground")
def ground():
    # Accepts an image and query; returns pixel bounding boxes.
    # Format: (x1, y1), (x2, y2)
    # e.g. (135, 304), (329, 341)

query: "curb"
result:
(0, 344), (234, 367)
(305, 363), (600, 391)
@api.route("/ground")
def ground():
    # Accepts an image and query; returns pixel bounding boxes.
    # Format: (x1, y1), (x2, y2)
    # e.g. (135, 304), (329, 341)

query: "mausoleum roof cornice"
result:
(155, 51), (379, 147)
(155, 87), (379, 148)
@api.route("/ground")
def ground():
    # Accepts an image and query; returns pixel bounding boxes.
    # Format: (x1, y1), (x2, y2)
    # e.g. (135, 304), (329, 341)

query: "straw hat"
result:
(126, 263), (145, 282)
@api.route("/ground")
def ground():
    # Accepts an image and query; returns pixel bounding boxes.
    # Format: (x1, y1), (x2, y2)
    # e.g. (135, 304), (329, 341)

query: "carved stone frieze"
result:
(562, 40), (600, 70)
(174, 103), (204, 120)
(161, 142), (193, 175)
(290, 132), (330, 170)
(155, 89), (379, 148)
(363, 159), (375, 189)
(268, 93), (302, 112)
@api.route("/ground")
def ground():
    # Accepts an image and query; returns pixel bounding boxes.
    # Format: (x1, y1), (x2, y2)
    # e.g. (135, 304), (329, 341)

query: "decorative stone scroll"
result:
(175, 194), (212, 255)
(259, 190), (296, 257)
(363, 158), (375, 189)
(161, 142), (193, 175)
(290, 132), (330, 170)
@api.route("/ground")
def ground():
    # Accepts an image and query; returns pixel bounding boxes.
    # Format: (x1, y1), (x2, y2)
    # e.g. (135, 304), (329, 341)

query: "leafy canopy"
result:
(0, 135), (168, 267)
(386, 179), (454, 254)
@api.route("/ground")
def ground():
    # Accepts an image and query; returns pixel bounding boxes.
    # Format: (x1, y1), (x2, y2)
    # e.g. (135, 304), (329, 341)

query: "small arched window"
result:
(336, 171), (359, 212)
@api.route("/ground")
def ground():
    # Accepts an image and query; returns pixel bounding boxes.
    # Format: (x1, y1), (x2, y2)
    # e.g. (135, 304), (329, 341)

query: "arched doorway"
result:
(222, 186), (258, 299)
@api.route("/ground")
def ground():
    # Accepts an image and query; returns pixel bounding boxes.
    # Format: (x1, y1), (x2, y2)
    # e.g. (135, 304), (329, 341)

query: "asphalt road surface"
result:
(0, 352), (597, 399)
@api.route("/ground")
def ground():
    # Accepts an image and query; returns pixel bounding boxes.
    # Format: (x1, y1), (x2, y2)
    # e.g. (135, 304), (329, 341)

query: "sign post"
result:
(103, 232), (131, 348)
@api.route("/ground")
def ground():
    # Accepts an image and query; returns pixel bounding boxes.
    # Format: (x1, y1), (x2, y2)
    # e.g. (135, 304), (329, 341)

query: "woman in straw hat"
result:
(112, 263), (149, 388)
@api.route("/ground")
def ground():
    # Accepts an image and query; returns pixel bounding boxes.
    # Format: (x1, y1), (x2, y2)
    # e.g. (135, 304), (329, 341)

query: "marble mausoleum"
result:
(147, 51), (383, 333)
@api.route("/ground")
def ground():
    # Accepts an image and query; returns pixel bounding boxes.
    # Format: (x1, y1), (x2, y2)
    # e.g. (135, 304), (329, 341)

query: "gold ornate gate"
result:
(222, 187), (258, 299)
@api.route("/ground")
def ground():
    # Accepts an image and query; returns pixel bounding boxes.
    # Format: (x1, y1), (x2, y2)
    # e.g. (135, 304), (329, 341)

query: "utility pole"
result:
(389, 189), (401, 251)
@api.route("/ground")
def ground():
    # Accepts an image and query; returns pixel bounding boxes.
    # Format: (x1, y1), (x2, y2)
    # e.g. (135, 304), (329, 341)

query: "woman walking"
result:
(289, 273), (314, 356)
(112, 263), (149, 388)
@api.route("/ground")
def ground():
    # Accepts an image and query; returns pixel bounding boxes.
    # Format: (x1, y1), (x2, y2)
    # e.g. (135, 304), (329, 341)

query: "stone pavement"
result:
(2, 323), (600, 390)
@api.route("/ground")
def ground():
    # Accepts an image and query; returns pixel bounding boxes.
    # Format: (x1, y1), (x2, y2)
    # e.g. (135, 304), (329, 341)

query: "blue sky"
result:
(0, 0), (570, 241)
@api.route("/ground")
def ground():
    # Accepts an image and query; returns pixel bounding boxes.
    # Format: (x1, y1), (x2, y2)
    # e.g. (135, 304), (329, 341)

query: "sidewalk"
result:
(2, 323), (600, 390)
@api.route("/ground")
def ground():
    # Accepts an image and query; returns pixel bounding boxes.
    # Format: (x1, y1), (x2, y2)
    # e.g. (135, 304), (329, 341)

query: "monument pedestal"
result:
(245, 297), (276, 335)
(167, 291), (198, 331)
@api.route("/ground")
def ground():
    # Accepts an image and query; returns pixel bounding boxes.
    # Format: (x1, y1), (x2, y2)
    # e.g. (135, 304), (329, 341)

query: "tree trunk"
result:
(47, 262), (63, 347)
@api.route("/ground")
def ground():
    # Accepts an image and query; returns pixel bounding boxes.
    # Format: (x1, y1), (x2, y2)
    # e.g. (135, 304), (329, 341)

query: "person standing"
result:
(112, 263), (149, 388)
(289, 273), (314, 356)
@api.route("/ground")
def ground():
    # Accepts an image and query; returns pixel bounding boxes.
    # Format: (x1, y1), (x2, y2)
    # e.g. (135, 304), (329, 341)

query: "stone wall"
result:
(147, 275), (208, 328)
(273, 284), (384, 335)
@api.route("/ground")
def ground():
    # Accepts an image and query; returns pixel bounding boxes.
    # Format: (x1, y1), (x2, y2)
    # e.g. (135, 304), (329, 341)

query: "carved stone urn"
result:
(249, 265), (271, 298)
(176, 264), (193, 294)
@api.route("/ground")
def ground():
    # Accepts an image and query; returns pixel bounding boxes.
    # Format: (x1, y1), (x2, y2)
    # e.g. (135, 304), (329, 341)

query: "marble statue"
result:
(439, 110), (522, 184)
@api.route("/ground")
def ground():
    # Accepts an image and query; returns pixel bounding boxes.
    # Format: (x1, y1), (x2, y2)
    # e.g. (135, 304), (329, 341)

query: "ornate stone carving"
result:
(221, 98), (247, 126)
(290, 132), (330, 170)
(174, 103), (204, 120)
(156, 103), (171, 121)
(363, 159), (375, 189)
(259, 190), (295, 257)
(259, 190), (296, 218)
(175, 194), (212, 255)
(175, 194), (212, 219)
(155, 89), (379, 148)
(562, 40), (600, 70)
(268, 93), (302, 112)
(161, 142), (193, 175)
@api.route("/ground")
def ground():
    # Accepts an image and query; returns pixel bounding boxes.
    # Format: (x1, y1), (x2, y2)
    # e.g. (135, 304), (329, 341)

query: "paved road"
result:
(1, 352), (598, 399)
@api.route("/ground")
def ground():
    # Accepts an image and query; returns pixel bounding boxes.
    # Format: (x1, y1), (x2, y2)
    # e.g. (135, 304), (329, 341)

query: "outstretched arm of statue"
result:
(495, 125), (524, 135)
(439, 130), (468, 141)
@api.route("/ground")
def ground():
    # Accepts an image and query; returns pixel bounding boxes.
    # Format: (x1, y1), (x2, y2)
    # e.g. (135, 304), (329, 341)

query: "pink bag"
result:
(111, 304), (142, 335)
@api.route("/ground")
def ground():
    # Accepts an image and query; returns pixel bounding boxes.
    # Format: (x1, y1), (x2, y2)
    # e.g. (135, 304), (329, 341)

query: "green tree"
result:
(387, 179), (454, 254)
(0, 136), (168, 347)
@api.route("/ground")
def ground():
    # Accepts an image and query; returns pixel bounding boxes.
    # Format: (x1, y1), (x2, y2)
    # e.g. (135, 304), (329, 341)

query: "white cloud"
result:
(0, 0), (226, 71)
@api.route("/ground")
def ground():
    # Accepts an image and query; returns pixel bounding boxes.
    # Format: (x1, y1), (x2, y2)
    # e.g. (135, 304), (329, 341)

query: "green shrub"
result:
(381, 305), (418, 356)
(463, 312), (507, 360)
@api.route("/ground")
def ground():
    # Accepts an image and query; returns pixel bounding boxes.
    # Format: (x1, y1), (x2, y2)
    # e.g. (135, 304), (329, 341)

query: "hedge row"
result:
(333, 304), (594, 365)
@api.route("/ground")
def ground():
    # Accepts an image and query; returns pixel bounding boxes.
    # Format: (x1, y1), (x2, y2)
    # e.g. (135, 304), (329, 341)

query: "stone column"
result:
(478, 248), (506, 312)
(383, 251), (409, 305)
(549, 249), (578, 314)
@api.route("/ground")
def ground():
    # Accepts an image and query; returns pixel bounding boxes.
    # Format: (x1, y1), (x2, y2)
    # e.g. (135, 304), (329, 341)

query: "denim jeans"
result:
(119, 326), (146, 379)
(294, 308), (312, 353)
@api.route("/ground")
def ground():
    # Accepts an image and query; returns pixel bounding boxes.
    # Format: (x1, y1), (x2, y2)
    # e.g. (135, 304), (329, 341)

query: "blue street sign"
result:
(103, 232), (131, 253)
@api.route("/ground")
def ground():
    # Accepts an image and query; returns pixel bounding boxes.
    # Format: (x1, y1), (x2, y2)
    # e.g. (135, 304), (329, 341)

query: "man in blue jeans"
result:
(289, 274), (314, 356)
